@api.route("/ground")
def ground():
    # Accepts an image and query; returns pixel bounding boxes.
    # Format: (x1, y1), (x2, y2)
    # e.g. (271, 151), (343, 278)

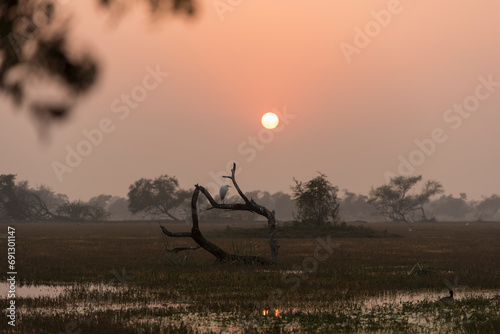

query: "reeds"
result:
(1, 220), (499, 333)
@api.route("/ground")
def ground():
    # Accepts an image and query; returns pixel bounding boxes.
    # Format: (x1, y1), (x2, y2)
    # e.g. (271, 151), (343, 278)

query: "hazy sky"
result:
(1, 0), (499, 201)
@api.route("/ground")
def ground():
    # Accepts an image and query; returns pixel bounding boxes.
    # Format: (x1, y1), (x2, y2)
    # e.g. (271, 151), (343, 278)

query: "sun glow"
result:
(261, 112), (279, 129)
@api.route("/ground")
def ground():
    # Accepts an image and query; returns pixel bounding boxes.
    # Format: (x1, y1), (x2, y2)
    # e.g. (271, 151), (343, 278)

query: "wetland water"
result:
(0, 282), (120, 298)
(1, 282), (498, 332)
(363, 288), (499, 308)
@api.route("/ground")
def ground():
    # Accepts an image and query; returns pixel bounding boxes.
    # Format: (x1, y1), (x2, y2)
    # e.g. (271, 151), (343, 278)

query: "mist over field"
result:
(1, 1), (499, 333)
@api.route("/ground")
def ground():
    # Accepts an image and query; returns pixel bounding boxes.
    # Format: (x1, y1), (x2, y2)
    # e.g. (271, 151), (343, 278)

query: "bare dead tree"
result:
(160, 163), (279, 265)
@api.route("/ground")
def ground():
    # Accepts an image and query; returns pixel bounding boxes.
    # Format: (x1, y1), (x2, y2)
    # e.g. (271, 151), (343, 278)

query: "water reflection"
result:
(0, 282), (68, 298)
(362, 289), (499, 309)
(1, 282), (498, 333)
(0, 282), (122, 298)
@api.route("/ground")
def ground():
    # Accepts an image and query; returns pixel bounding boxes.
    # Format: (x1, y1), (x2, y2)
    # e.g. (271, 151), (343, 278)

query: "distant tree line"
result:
(0, 174), (131, 221)
(343, 179), (500, 222)
(1, 172), (499, 223)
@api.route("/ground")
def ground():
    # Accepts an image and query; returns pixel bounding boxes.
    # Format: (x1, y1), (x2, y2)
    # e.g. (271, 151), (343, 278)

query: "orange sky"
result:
(1, 0), (499, 201)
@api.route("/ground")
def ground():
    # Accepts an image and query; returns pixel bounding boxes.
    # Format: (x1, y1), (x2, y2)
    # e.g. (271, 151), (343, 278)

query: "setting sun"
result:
(261, 112), (279, 129)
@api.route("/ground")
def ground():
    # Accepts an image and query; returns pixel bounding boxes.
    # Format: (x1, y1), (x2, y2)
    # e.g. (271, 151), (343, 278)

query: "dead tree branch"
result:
(167, 246), (201, 253)
(160, 163), (279, 264)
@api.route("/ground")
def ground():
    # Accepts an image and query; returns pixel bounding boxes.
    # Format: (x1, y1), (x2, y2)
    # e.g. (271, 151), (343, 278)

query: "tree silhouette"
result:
(368, 175), (443, 222)
(56, 200), (110, 221)
(291, 173), (340, 225)
(1, 0), (196, 136)
(128, 175), (190, 220)
(0, 174), (55, 220)
(160, 163), (279, 265)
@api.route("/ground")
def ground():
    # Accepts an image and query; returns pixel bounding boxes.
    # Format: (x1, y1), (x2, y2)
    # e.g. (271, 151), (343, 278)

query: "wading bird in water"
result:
(438, 290), (454, 304)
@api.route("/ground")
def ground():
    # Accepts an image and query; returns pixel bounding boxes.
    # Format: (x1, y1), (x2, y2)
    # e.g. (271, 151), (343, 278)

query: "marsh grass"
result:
(1, 220), (499, 333)
(231, 240), (260, 258)
(164, 252), (191, 266)
(215, 220), (398, 239)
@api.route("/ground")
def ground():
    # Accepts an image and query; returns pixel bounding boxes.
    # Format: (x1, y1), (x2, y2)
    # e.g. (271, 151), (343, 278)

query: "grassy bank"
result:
(1, 220), (499, 333)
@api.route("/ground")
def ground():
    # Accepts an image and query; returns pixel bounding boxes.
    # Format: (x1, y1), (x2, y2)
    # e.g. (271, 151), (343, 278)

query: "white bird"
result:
(220, 185), (231, 202)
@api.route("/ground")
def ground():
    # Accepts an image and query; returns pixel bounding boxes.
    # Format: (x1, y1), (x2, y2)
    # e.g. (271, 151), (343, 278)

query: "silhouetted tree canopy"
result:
(469, 194), (500, 221)
(339, 189), (379, 222)
(127, 174), (190, 220)
(291, 172), (340, 225)
(106, 196), (134, 220)
(0, 174), (57, 220)
(476, 195), (500, 217)
(1, 0), (196, 135)
(88, 194), (113, 208)
(56, 200), (110, 221)
(368, 175), (443, 222)
(428, 193), (470, 220)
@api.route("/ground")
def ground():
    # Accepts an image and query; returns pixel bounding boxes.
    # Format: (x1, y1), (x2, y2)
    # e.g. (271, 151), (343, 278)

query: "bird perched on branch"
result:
(220, 185), (231, 202)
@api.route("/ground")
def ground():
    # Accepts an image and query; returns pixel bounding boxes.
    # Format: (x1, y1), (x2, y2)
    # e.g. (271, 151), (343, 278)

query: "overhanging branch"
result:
(160, 226), (191, 238)
(160, 163), (279, 264)
(167, 246), (201, 253)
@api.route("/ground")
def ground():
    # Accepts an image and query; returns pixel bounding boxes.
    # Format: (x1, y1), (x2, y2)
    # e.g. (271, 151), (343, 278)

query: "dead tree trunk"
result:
(160, 163), (279, 265)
